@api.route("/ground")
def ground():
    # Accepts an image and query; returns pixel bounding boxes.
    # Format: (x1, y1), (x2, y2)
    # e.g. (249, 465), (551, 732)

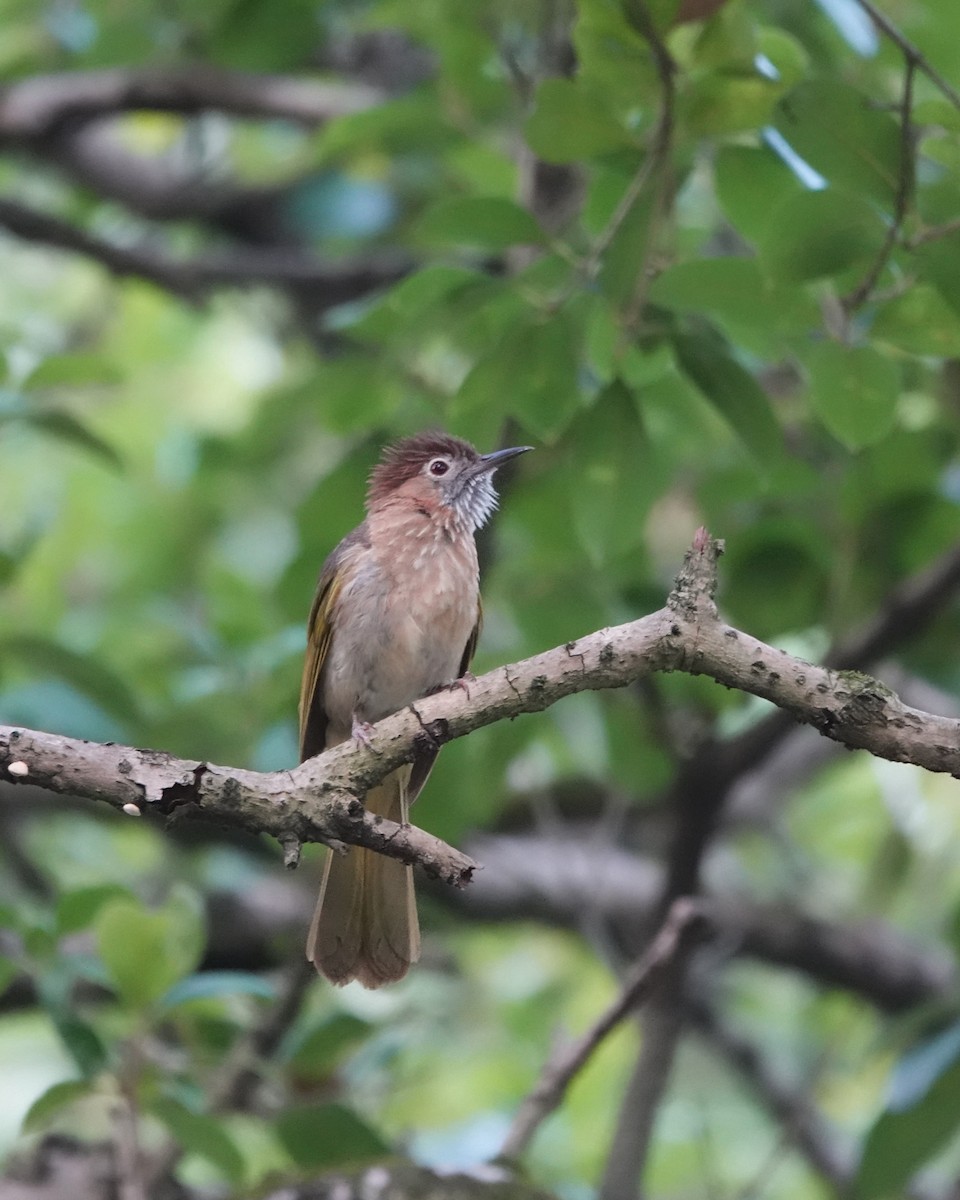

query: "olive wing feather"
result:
(298, 526), (368, 762)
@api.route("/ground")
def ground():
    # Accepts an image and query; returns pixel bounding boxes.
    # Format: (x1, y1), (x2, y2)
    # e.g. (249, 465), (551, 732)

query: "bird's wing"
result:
(298, 525), (368, 763)
(408, 598), (482, 804)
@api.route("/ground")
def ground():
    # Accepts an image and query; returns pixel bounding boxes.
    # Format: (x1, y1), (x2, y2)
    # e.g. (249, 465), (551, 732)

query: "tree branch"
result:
(690, 999), (853, 1194)
(500, 898), (707, 1162)
(4, 530), (960, 887)
(854, 0), (960, 112)
(0, 67), (381, 139)
(620, 0), (676, 334)
(456, 835), (955, 1013)
(842, 55), (915, 315)
(0, 198), (412, 304)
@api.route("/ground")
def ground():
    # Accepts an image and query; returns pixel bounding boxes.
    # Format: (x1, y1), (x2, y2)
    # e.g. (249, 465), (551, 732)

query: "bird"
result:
(298, 431), (532, 988)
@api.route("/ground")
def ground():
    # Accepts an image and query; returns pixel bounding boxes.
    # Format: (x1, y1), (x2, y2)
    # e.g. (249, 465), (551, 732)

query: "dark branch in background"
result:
(0, 198), (412, 305)
(7, 1141), (555, 1200)
(690, 999), (854, 1194)
(595, 532), (960, 1194)
(3, 831), (951, 1018)
(456, 835), (956, 1013)
(0, 67), (381, 136)
(843, 56), (915, 314)
(500, 898), (707, 1162)
(599, 1000), (681, 1200)
(826, 539), (960, 671)
(0, 65), (411, 306)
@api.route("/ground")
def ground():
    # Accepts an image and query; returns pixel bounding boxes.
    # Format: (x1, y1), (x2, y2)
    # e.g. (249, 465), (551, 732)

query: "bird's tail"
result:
(306, 766), (420, 988)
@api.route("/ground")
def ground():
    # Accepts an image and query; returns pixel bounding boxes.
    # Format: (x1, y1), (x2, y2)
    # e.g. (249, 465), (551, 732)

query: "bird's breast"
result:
(323, 514), (479, 735)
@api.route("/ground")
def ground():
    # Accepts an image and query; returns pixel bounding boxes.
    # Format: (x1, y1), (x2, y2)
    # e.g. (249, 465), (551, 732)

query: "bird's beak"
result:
(476, 445), (534, 474)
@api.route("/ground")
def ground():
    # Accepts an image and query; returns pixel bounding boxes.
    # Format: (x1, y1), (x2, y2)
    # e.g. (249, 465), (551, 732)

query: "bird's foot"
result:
(450, 671), (476, 698)
(424, 671), (477, 700)
(351, 715), (376, 747)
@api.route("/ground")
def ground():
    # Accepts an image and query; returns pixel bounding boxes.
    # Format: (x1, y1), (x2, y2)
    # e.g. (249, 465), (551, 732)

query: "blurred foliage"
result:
(2, 0), (960, 1196)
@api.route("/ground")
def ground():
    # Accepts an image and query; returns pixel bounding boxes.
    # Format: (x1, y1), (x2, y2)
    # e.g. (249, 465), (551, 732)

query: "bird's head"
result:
(367, 432), (532, 531)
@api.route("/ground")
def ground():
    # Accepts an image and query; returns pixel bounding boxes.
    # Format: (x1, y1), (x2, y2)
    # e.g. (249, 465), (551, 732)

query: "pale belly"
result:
(321, 542), (478, 739)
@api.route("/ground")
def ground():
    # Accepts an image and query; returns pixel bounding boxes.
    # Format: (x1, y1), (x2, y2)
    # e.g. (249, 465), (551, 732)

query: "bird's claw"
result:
(351, 715), (376, 747)
(450, 671), (476, 698)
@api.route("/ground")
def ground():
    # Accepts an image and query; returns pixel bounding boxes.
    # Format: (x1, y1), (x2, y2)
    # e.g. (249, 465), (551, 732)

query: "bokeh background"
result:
(3, 0), (960, 1197)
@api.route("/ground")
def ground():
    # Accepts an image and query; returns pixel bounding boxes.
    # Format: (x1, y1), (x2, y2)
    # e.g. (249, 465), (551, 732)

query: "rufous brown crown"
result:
(367, 432), (478, 506)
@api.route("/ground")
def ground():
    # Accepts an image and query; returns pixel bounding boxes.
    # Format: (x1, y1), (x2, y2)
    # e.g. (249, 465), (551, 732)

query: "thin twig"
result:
(114, 1046), (148, 1200)
(842, 57), (915, 314)
(499, 897), (707, 1161)
(146, 959), (315, 1188)
(588, 152), (660, 270)
(619, 0), (677, 335)
(854, 0), (960, 112)
(827, 537), (960, 670)
(599, 994), (686, 1200)
(908, 215), (960, 248)
(690, 999), (853, 1193)
(0, 198), (412, 304)
(0, 66), (381, 137)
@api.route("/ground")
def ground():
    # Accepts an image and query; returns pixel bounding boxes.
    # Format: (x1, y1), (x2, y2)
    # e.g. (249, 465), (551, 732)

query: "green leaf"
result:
(759, 188), (886, 283)
(97, 902), (174, 1009)
(584, 295), (622, 382)
(596, 182), (658, 305)
(353, 265), (487, 342)
(416, 197), (543, 251)
(276, 1103), (390, 1171)
(682, 70), (784, 137)
(162, 883), (207, 982)
(454, 310), (582, 445)
(915, 230), (960, 315)
(755, 27), (810, 90)
(57, 885), (135, 935)
(280, 1013), (374, 1079)
(54, 1016), (108, 1079)
(567, 379), (661, 563)
(623, 0), (681, 35)
(0, 957), (17, 996)
(672, 331), (783, 465)
(872, 285), (960, 358)
(158, 970), (277, 1012)
(574, 0), (657, 111)
(0, 401), (122, 469)
(525, 78), (633, 164)
(96, 888), (205, 1011)
(914, 98), (960, 131)
(26, 353), (124, 389)
(715, 143), (803, 243)
(0, 636), (141, 727)
(151, 1097), (245, 1184)
(0, 548), (18, 585)
(22, 1079), (93, 1133)
(691, 5), (756, 70)
(722, 520), (829, 635)
(805, 343), (899, 450)
(775, 79), (901, 205)
(856, 1023), (960, 1199)
(211, 0), (317, 70)
(648, 257), (815, 355)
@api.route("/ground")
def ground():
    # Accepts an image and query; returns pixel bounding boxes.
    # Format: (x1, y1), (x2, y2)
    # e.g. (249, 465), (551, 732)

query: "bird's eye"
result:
(429, 458), (449, 477)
